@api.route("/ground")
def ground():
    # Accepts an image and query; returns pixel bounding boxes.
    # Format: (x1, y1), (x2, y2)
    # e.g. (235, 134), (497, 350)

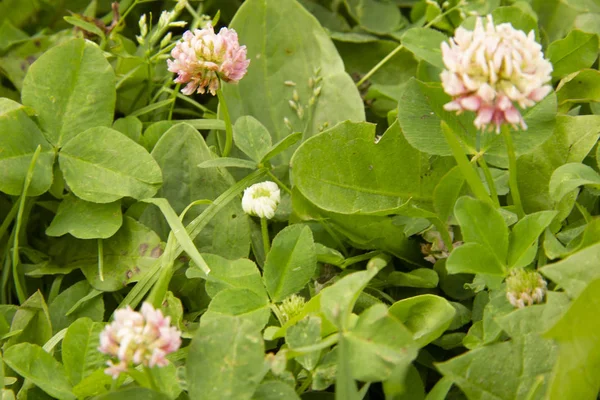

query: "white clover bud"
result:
(139, 14), (148, 37)
(99, 302), (181, 379)
(440, 15), (553, 133)
(505, 269), (547, 308)
(160, 32), (172, 49)
(158, 11), (174, 29)
(242, 181), (281, 219)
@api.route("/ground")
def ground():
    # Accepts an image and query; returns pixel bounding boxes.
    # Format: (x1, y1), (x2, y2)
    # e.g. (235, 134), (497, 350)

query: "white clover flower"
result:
(242, 181), (281, 219)
(99, 302), (181, 379)
(505, 268), (547, 308)
(440, 15), (553, 133)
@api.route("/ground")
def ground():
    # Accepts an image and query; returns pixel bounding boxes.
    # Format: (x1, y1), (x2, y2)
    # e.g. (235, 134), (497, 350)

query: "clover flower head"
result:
(505, 268), (547, 309)
(242, 181), (281, 219)
(421, 226), (462, 264)
(167, 24), (250, 96)
(440, 15), (553, 133)
(99, 302), (181, 379)
(276, 294), (307, 323)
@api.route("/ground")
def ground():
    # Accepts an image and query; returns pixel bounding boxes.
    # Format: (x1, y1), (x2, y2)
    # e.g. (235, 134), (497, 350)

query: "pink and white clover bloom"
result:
(167, 25), (250, 96)
(440, 15), (553, 133)
(99, 302), (181, 378)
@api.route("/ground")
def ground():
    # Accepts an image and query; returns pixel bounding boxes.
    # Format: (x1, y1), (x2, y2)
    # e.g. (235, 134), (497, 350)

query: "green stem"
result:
(441, 122), (492, 204)
(98, 239), (104, 282)
(340, 251), (381, 269)
(355, 2), (463, 87)
(260, 218), (270, 256)
(0, 200), (18, 242)
(296, 373), (313, 394)
(167, 83), (180, 120)
(501, 125), (525, 219)
(269, 303), (285, 326)
(216, 87), (233, 157)
(12, 145), (41, 304)
(477, 156), (500, 208)
(266, 170), (292, 195)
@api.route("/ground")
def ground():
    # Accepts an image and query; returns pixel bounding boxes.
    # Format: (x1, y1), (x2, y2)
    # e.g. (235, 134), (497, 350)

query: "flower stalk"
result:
(502, 124), (525, 218)
(216, 87), (234, 157)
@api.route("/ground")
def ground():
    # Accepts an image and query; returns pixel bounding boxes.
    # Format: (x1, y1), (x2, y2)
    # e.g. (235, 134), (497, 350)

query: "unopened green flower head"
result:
(276, 294), (306, 323)
(505, 268), (547, 308)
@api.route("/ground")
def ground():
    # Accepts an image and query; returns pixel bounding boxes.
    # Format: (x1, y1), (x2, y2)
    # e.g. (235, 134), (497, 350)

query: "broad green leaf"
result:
(71, 368), (112, 399)
(518, 115), (600, 213)
(544, 278), (600, 400)
(46, 194), (122, 239)
(292, 188), (424, 265)
(225, 0), (365, 164)
(260, 132), (302, 164)
(4, 343), (74, 400)
(21, 38), (115, 147)
(63, 16), (104, 39)
(547, 29), (599, 78)
(557, 69), (600, 109)
(401, 28), (447, 69)
(203, 288), (270, 329)
(146, 123), (250, 259)
(286, 316), (322, 371)
(433, 166), (466, 223)
(78, 217), (164, 291)
(344, 304), (417, 382)
(251, 381), (300, 400)
(397, 79), (557, 163)
(0, 21), (27, 52)
(62, 318), (105, 386)
(59, 127), (162, 203)
(93, 387), (170, 400)
(549, 162), (600, 203)
(321, 264), (382, 330)
(315, 243), (345, 266)
(507, 211), (558, 268)
(383, 364), (425, 400)
(263, 224), (317, 302)
(490, 6), (539, 37)
(344, 0), (404, 35)
(187, 315), (266, 400)
(0, 101), (54, 197)
(446, 243), (506, 275)
(292, 121), (455, 215)
(541, 242), (600, 298)
(386, 269), (439, 288)
(113, 116), (143, 144)
(233, 116), (272, 163)
(191, 254), (266, 299)
(455, 196), (509, 262)
(437, 304), (557, 400)
(389, 294), (456, 347)
(48, 281), (104, 333)
(5, 291), (52, 349)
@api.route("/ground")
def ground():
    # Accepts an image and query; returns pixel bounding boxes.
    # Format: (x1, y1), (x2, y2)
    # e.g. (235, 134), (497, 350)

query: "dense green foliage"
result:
(1, 0), (600, 399)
